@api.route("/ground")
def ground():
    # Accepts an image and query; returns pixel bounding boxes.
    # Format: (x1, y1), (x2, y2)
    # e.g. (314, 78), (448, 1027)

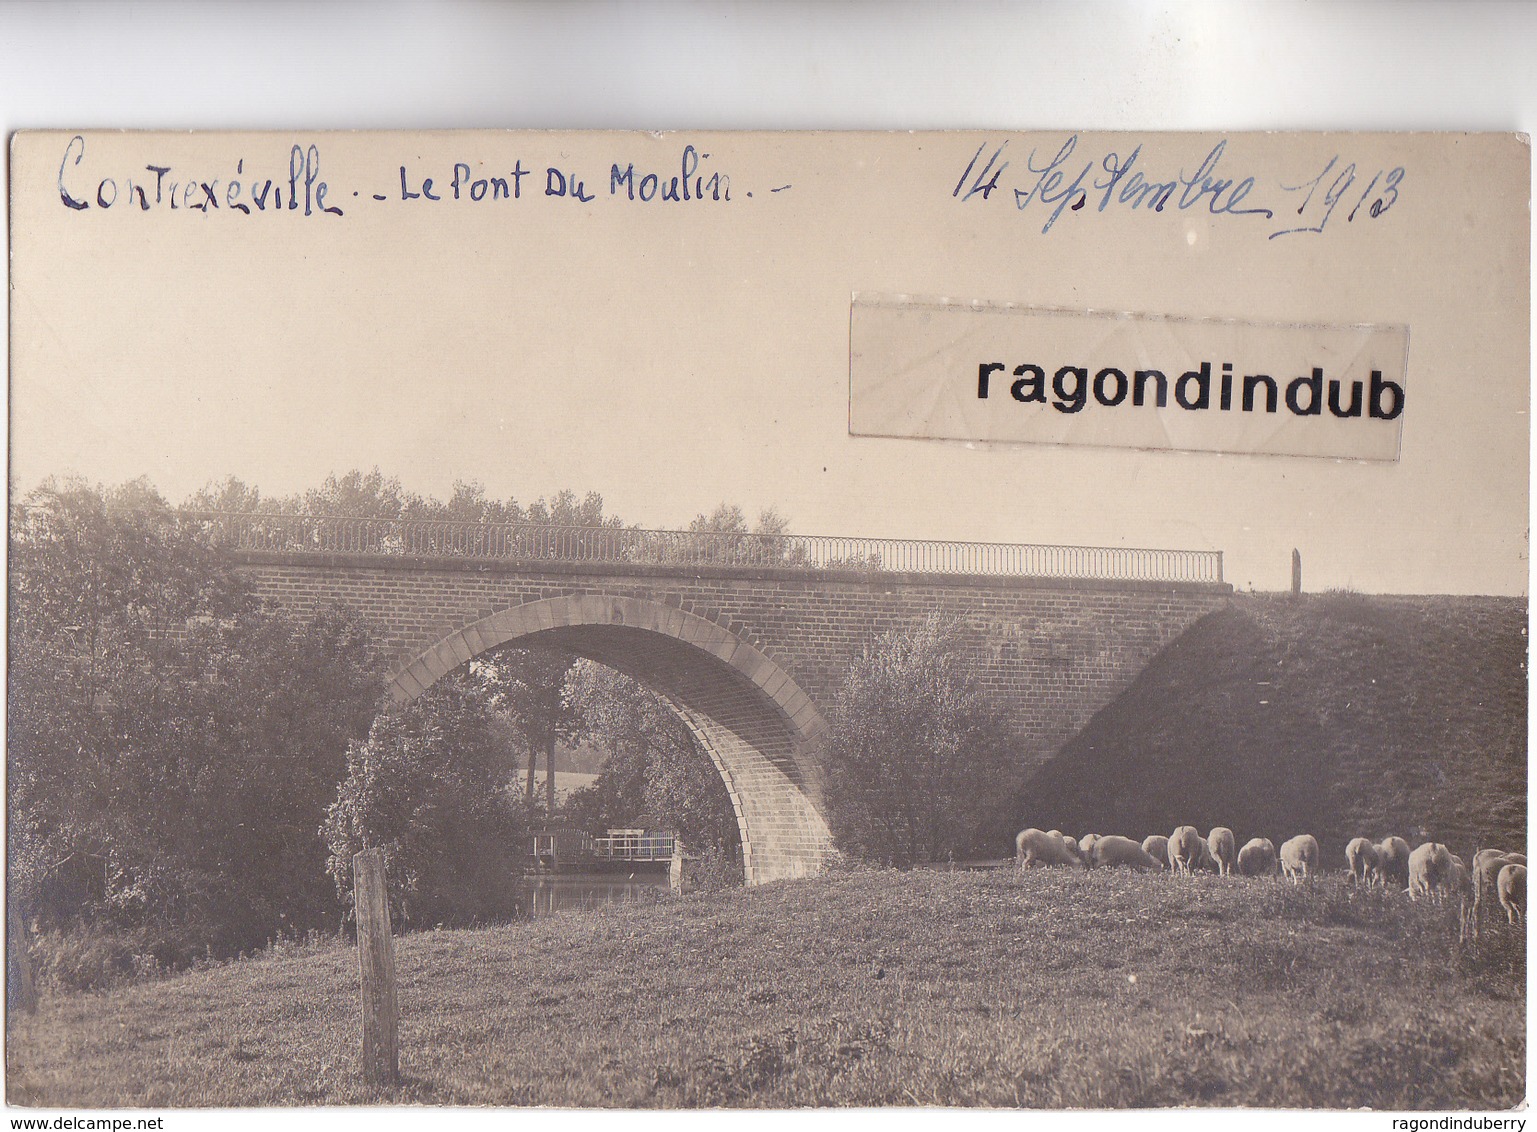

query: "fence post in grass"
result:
(669, 838), (685, 892)
(353, 848), (399, 1085)
(1291, 549), (1302, 597)
(7, 900), (36, 1020)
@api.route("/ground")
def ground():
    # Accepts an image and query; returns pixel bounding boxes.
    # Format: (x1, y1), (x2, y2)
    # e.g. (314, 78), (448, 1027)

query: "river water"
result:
(521, 873), (673, 919)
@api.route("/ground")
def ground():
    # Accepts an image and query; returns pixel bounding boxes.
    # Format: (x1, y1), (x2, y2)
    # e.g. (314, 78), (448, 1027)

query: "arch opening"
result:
(389, 596), (835, 885)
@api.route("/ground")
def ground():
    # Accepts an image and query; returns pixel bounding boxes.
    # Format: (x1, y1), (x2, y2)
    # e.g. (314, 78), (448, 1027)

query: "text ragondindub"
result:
(976, 360), (1404, 420)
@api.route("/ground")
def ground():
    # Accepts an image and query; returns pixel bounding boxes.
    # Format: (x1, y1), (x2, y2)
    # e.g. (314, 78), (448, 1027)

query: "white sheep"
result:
(1279, 834), (1319, 881)
(1089, 835), (1164, 870)
(1236, 837), (1277, 877)
(1168, 826), (1204, 874)
(1407, 841), (1453, 900)
(1016, 827), (1085, 870)
(1497, 863), (1526, 924)
(1206, 827), (1237, 877)
(1345, 837), (1380, 885)
(1463, 849), (1512, 935)
(1375, 836), (1411, 889)
(1471, 849), (1519, 936)
(1448, 852), (1471, 902)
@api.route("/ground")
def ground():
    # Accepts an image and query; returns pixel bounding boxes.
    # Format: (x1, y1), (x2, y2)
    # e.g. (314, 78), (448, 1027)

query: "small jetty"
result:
(530, 826), (681, 875)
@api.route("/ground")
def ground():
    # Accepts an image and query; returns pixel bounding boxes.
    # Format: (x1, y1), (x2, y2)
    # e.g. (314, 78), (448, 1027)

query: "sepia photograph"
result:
(2, 5), (1532, 1124)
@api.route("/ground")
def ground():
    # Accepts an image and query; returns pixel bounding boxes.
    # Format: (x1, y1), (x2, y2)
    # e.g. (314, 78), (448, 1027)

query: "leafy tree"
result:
(185, 470), (533, 525)
(181, 474), (274, 515)
(9, 478), (384, 964)
(321, 667), (526, 926)
(472, 648), (582, 816)
(678, 503), (807, 567)
(563, 661), (740, 855)
(432, 479), (526, 526)
(526, 488), (622, 529)
(301, 468), (420, 519)
(824, 614), (1019, 866)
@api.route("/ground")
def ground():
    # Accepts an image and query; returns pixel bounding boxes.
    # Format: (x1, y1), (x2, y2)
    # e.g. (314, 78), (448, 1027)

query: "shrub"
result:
(322, 669), (528, 928)
(824, 613), (1020, 866)
(682, 844), (746, 894)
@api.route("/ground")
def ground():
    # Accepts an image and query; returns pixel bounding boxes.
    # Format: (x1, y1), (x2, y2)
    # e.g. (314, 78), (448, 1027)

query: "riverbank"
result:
(7, 867), (1524, 1108)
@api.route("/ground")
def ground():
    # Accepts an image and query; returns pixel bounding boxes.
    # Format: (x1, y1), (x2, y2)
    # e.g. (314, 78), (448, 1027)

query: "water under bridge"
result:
(195, 513), (1231, 885)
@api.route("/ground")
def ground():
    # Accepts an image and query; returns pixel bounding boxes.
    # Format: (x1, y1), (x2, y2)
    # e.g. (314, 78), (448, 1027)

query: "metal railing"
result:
(591, 832), (678, 862)
(179, 511), (1224, 583)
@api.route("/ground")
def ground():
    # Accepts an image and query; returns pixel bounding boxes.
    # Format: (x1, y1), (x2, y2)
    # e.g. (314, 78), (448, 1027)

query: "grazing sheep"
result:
(1061, 835), (1080, 858)
(1237, 837), (1278, 877)
(1079, 834), (1100, 860)
(1497, 863), (1526, 924)
(1448, 853), (1469, 892)
(1279, 834), (1320, 881)
(1016, 827), (1085, 869)
(1448, 853), (1473, 927)
(1376, 836), (1412, 889)
(1408, 842), (1453, 900)
(1141, 835), (1170, 866)
(1506, 853), (1527, 865)
(1206, 828), (1237, 877)
(1345, 837), (1381, 885)
(1169, 826), (1204, 874)
(1471, 849), (1518, 935)
(1089, 835), (1164, 870)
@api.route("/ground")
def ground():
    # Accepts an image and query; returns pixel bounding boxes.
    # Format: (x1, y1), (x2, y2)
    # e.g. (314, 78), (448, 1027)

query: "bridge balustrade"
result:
(178, 512), (1224, 583)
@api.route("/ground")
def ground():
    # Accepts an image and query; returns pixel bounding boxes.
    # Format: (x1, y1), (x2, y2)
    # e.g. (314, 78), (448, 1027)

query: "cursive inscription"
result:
(953, 134), (1404, 239)
(54, 137), (743, 220)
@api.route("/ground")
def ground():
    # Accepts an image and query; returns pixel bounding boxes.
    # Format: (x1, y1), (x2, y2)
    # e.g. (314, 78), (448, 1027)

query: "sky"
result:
(4, 3), (1534, 604)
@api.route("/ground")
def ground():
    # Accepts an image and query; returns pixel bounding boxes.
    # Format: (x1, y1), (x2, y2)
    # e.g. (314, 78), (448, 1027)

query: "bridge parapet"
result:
(182, 512), (1224, 584)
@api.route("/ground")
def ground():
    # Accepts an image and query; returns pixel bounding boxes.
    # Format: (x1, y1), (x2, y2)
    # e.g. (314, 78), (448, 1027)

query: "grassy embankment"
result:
(1018, 592), (1527, 864)
(8, 866), (1524, 1109)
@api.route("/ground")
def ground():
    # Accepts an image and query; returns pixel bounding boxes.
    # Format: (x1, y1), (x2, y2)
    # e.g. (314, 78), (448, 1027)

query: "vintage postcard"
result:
(6, 130), (1528, 1111)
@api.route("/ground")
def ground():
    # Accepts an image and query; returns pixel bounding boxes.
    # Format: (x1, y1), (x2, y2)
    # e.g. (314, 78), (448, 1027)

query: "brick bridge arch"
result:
(210, 513), (1231, 886)
(390, 594), (834, 885)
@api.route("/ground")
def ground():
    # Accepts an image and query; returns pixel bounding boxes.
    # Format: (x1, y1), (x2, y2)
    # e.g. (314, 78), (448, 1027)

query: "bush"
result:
(681, 844), (746, 893)
(323, 669), (528, 928)
(824, 614), (1020, 866)
(27, 920), (205, 994)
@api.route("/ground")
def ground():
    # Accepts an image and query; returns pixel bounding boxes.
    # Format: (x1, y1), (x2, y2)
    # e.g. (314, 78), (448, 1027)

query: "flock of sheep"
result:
(1015, 825), (1527, 937)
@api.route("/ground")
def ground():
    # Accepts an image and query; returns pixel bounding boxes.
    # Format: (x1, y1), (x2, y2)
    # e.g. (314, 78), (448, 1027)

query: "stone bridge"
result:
(200, 515), (1231, 884)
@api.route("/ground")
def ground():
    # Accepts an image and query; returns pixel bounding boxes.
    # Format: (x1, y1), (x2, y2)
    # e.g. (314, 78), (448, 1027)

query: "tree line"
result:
(10, 471), (1022, 988)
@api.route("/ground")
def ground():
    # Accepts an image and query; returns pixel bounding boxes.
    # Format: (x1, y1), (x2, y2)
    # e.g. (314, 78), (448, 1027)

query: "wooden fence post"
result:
(1292, 549), (1302, 597)
(7, 901), (36, 1020)
(353, 849), (399, 1085)
(669, 839), (685, 892)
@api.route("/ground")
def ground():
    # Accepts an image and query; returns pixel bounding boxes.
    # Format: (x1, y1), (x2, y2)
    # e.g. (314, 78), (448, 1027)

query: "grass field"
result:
(7, 866), (1524, 1109)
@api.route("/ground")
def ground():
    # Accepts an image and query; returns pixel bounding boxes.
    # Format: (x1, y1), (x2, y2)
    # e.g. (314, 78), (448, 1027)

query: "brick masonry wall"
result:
(234, 553), (1231, 771)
